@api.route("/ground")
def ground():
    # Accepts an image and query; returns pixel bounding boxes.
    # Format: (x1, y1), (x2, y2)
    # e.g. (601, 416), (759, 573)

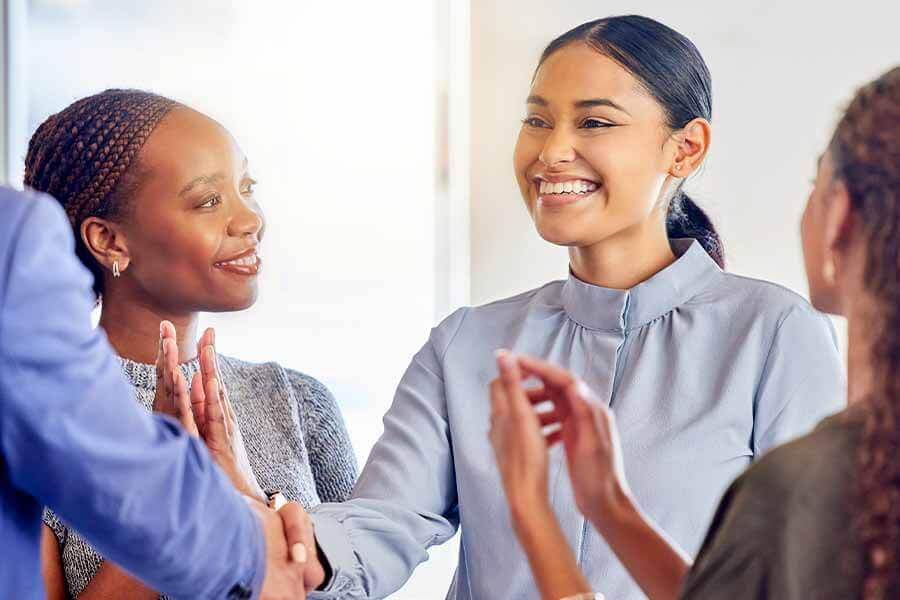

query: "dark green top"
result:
(681, 409), (866, 599)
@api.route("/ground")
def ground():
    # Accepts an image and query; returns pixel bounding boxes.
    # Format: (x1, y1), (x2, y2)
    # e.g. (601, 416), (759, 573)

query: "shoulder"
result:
(429, 280), (565, 354)
(0, 190), (74, 297)
(217, 354), (334, 405)
(709, 270), (820, 319)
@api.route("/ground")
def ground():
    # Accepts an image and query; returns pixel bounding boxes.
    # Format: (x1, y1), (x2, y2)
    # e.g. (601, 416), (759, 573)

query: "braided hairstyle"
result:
(24, 89), (181, 299)
(538, 15), (725, 268)
(833, 66), (900, 600)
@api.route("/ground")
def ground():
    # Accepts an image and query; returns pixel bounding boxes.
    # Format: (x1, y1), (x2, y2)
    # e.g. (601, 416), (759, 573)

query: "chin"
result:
(207, 287), (259, 313)
(533, 218), (595, 248)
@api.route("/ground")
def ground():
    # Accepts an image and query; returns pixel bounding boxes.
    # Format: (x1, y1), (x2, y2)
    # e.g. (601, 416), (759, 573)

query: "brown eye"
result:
(581, 118), (614, 129)
(198, 194), (222, 209)
(241, 179), (258, 195)
(522, 117), (549, 128)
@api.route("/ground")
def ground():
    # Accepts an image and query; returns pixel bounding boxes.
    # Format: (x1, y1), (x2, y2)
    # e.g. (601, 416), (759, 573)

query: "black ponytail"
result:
(667, 192), (724, 268)
(540, 15), (725, 268)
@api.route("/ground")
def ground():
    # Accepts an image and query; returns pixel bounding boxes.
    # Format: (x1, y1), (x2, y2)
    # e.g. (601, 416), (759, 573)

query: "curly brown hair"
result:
(23, 89), (180, 299)
(832, 66), (900, 599)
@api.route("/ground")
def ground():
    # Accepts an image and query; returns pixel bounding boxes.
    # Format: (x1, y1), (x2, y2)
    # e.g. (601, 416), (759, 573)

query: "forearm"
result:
(588, 489), (691, 600)
(511, 502), (592, 600)
(79, 562), (158, 600)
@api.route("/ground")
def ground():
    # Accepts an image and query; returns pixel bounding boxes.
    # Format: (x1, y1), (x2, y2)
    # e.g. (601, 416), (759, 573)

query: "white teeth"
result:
(219, 254), (258, 267)
(539, 179), (599, 195)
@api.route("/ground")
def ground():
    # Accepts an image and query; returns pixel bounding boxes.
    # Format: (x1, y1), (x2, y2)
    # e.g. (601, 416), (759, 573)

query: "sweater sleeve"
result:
(287, 370), (359, 503)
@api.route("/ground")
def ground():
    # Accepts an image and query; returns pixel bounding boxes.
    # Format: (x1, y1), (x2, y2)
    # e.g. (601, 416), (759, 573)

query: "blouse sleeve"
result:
(752, 305), (845, 455)
(307, 308), (468, 599)
(288, 370), (359, 503)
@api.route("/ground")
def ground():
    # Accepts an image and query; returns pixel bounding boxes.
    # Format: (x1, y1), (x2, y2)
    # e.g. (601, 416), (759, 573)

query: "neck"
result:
(568, 218), (676, 290)
(99, 287), (200, 364)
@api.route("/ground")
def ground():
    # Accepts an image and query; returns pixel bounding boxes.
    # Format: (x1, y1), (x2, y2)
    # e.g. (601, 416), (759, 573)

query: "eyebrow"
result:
(178, 159), (250, 197)
(526, 94), (631, 116)
(179, 173), (225, 196)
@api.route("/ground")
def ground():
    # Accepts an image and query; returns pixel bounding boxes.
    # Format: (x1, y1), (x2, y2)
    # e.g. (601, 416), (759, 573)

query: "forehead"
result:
(139, 107), (244, 177)
(531, 42), (647, 108)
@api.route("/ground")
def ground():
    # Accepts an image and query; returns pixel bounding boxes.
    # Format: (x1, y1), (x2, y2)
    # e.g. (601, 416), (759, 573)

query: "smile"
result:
(535, 178), (600, 208)
(214, 250), (261, 276)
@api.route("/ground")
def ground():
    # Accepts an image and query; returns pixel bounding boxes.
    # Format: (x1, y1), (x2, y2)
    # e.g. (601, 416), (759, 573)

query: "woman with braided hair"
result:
(27, 89), (358, 599)
(489, 65), (900, 599)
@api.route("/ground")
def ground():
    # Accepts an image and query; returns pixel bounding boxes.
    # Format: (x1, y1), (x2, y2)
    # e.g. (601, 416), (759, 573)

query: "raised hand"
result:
(152, 321), (198, 436)
(488, 349), (554, 520)
(514, 354), (630, 525)
(189, 328), (264, 499)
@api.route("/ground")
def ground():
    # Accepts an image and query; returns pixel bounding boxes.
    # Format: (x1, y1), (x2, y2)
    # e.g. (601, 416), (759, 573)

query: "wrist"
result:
(509, 496), (556, 537)
(585, 481), (636, 534)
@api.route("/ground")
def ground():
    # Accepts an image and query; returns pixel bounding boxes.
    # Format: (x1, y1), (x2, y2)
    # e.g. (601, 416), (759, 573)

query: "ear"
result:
(669, 118), (712, 178)
(823, 179), (854, 253)
(80, 217), (131, 276)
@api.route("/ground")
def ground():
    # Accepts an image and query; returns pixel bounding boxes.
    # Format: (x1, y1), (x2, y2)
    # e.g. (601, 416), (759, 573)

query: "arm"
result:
(291, 371), (358, 503)
(308, 311), (467, 599)
(488, 351), (592, 600)
(753, 306), (845, 455)
(0, 195), (264, 598)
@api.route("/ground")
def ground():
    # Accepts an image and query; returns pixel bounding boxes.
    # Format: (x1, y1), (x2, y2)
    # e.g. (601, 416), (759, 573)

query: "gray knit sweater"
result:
(44, 354), (358, 598)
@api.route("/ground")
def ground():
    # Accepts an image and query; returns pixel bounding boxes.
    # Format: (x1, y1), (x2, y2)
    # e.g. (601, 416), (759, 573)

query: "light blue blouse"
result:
(310, 239), (845, 600)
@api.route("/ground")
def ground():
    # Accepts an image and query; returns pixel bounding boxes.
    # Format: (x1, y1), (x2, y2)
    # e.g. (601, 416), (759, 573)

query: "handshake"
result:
(153, 321), (326, 599)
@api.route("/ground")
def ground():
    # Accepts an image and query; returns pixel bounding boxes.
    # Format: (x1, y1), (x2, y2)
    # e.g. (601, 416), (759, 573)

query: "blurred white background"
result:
(2, 0), (898, 597)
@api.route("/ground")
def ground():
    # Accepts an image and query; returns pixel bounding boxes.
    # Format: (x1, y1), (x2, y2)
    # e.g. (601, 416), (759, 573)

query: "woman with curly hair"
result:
(490, 64), (900, 599)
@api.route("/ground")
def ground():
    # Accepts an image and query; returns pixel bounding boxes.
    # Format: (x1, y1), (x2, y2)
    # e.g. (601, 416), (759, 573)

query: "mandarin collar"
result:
(561, 239), (720, 331)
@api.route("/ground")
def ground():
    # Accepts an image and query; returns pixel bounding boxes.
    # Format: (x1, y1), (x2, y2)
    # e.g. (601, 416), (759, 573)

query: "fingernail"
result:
(291, 542), (307, 563)
(495, 349), (514, 368)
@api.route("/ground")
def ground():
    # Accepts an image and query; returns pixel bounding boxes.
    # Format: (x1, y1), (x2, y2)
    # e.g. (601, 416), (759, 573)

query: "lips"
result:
(214, 247), (261, 276)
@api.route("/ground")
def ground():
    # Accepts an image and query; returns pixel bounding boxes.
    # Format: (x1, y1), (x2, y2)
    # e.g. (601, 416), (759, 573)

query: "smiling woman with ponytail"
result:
(292, 15), (845, 600)
(489, 65), (900, 600)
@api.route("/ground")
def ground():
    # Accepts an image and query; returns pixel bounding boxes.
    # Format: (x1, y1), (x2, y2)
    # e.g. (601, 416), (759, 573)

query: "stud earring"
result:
(112, 260), (121, 278)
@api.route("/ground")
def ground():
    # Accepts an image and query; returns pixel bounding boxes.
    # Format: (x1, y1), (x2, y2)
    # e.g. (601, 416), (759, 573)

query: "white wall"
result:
(470, 0), (900, 324)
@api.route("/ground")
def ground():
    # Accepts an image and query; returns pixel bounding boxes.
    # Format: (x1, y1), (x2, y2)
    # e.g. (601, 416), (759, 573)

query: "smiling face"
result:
(111, 107), (265, 313)
(513, 42), (678, 247)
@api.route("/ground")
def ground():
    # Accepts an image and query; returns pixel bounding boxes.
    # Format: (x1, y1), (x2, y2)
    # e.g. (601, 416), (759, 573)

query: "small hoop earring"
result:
(112, 261), (121, 278)
(823, 254), (836, 285)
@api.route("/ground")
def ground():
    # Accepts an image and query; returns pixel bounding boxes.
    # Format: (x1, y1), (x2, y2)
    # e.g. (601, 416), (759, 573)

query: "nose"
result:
(538, 126), (577, 168)
(228, 194), (265, 241)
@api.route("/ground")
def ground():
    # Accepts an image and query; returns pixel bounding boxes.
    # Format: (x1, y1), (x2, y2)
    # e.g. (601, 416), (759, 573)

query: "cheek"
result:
(581, 136), (664, 215)
(133, 223), (219, 286)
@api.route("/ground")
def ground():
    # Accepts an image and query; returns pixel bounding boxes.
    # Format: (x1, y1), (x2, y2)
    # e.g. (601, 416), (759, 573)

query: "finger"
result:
(489, 378), (509, 419)
(172, 370), (199, 436)
(204, 376), (229, 451)
(190, 371), (207, 433)
(536, 407), (562, 428)
(544, 429), (563, 447)
(203, 346), (231, 437)
(515, 354), (579, 392)
(495, 350), (530, 416)
(525, 386), (552, 404)
(278, 502), (312, 564)
(199, 338), (216, 386)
